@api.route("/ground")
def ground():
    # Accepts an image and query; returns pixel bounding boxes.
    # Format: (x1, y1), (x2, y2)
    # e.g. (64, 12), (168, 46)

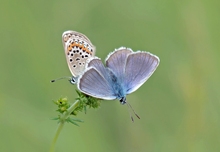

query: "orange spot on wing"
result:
(68, 42), (92, 55)
(68, 46), (72, 51)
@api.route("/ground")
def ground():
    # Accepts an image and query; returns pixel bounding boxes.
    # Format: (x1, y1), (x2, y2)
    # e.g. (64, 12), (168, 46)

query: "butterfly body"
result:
(77, 47), (160, 104)
(104, 67), (126, 102)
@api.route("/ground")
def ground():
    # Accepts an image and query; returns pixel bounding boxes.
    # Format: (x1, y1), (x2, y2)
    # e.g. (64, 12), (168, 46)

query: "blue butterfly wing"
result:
(78, 48), (159, 100)
(106, 47), (132, 81)
(124, 52), (160, 94)
(86, 57), (109, 79)
(77, 60), (116, 100)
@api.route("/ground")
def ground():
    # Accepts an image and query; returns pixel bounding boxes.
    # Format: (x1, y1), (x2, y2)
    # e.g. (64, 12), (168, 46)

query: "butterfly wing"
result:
(62, 31), (96, 78)
(86, 57), (110, 79)
(62, 30), (93, 45)
(105, 47), (132, 80)
(77, 59), (116, 100)
(124, 51), (160, 94)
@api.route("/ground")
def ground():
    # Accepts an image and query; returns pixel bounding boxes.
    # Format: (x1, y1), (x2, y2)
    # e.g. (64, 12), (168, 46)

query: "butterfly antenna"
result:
(126, 103), (134, 122)
(50, 76), (72, 83)
(127, 102), (140, 120)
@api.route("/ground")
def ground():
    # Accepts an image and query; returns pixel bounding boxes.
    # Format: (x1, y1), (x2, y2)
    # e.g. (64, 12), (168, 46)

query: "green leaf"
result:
(66, 117), (84, 126)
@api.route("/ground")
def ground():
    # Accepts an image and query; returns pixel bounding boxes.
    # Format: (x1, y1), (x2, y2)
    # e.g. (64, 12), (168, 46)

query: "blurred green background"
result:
(1, 0), (219, 151)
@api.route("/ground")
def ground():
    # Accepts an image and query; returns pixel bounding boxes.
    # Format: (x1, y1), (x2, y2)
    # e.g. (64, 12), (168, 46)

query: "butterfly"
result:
(62, 30), (96, 84)
(77, 47), (160, 104)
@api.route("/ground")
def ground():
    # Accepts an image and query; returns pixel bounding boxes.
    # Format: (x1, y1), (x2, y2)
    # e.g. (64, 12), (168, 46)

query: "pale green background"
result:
(1, 0), (219, 152)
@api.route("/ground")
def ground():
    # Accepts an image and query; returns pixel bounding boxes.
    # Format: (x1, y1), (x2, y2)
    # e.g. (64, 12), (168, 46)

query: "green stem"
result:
(49, 100), (80, 152)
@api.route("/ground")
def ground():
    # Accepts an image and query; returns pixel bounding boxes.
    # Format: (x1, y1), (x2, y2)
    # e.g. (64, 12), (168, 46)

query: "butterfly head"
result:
(119, 97), (126, 105)
(69, 76), (78, 85)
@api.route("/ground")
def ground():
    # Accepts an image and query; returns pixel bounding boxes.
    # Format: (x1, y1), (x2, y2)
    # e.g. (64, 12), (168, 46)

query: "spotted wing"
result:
(62, 31), (96, 78)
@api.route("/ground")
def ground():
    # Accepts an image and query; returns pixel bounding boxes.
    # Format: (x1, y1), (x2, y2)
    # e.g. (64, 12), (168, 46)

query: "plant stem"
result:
(49, 100), (80, 152)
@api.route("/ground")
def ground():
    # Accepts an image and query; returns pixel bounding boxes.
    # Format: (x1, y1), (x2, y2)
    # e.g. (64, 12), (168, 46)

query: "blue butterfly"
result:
(77, 47), (160, 104)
